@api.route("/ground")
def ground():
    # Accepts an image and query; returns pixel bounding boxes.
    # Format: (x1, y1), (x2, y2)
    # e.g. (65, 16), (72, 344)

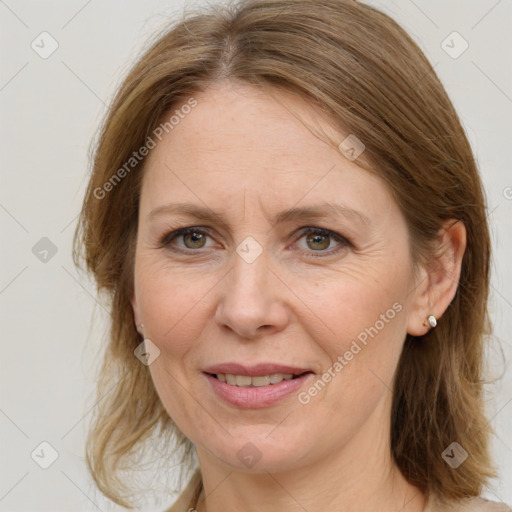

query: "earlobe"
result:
(406, 264), (432, 337)
(406, 219), (466, 337)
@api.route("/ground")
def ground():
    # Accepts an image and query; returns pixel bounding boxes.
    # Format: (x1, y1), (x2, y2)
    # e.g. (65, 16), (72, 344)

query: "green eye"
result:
(160, 227), (212, 250)
(296, 227), (350, 257)
(160, 226), (351, 258)
(182, 231), (207, 249)
(305, 232), (331, 250)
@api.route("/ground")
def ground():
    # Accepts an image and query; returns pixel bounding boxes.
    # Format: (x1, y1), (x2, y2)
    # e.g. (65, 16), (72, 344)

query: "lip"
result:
(202, 363), (314, 409)
(203, 362), (312, 377)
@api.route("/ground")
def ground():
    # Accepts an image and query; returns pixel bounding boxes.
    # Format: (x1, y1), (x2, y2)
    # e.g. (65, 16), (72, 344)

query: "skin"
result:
(131, 80), (466, 512)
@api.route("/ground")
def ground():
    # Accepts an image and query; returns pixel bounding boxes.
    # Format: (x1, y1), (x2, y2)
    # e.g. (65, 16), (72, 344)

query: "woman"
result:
(73, 0), (511, 511)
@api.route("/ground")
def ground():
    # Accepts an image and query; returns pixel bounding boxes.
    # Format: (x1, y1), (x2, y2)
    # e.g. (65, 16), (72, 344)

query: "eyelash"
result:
(158, 226), (351, 258)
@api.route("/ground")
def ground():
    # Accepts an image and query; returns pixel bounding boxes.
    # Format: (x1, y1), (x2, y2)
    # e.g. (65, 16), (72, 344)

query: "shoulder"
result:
(162, 468), (202, 512)
(424, 493), (512, 512)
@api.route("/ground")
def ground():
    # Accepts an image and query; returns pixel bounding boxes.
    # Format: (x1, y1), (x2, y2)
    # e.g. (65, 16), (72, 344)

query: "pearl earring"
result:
(425, 315), (437, 328)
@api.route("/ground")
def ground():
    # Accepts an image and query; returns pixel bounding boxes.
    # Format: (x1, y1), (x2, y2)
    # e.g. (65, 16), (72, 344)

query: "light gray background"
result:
(1, 1), (511, 511)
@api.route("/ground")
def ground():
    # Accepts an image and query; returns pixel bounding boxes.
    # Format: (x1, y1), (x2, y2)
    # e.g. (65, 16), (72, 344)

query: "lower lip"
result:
(204, 372), (314, 409)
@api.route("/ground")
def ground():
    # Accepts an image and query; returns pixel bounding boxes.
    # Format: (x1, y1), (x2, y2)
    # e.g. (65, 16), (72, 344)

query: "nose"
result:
(214, 245), (290, 339)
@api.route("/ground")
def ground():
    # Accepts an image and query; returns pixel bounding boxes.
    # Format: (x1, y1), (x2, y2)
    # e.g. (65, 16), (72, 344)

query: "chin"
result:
(197, 427), (314, 473)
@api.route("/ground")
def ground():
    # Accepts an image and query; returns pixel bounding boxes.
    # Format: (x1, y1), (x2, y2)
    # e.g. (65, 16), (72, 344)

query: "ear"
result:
(130, 291), (143, 335)
(407, 219), (466, 336)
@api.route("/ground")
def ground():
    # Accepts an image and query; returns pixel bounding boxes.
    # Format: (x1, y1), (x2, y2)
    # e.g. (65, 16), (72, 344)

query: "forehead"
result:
(139, 81), (395, 222)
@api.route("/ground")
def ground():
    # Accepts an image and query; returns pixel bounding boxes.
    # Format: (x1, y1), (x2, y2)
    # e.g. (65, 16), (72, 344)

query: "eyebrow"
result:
(148, 201), (370, 227)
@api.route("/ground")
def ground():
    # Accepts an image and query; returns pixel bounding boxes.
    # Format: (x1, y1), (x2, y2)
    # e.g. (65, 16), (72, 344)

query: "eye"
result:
(159, 226), (351, 257)
(159, 227), (214, 252)
(294, 227), (350, 257)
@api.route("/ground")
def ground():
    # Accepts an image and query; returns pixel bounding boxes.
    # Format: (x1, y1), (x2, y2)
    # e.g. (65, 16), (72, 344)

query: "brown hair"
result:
(73, 0), (496, 507)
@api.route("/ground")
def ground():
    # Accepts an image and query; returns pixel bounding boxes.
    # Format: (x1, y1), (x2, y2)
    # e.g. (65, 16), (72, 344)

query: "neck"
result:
(194, 398), (425, 512)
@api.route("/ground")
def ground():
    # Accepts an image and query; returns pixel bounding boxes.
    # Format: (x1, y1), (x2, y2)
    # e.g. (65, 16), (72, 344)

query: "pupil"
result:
(307, 233), (329, 250)
(186, 232), (205, 248)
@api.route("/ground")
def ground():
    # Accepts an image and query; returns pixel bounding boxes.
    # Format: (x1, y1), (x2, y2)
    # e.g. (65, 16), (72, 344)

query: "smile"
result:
(203, 371), (314, 408)
(212, 372), (306, 387)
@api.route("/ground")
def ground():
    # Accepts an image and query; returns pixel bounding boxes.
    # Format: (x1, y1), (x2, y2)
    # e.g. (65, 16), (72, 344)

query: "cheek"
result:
(288, 258), (408, 346)
(135, 258), (215, 356)
(134, 261), (213, 435)
(296, 262), (409, 398)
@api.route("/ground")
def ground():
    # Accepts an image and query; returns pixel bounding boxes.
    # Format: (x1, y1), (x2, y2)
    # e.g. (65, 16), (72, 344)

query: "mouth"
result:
(205, 371), (312, 387)
(202, 362), (314, 407)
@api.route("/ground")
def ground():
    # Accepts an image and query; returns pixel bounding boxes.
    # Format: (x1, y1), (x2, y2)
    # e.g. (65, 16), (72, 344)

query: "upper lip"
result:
(203, 363), (313, 377)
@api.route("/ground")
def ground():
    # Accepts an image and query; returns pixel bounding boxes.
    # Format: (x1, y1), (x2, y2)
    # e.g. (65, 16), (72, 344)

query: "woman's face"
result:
(131, 81), (424, 473)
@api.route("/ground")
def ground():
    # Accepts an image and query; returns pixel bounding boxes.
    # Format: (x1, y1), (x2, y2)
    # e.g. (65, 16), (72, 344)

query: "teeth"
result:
(252, 375), (270, 387)
(236, 375), (252, 387)
(215, 373), (297, 387)
(270, 373), (287, 384)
